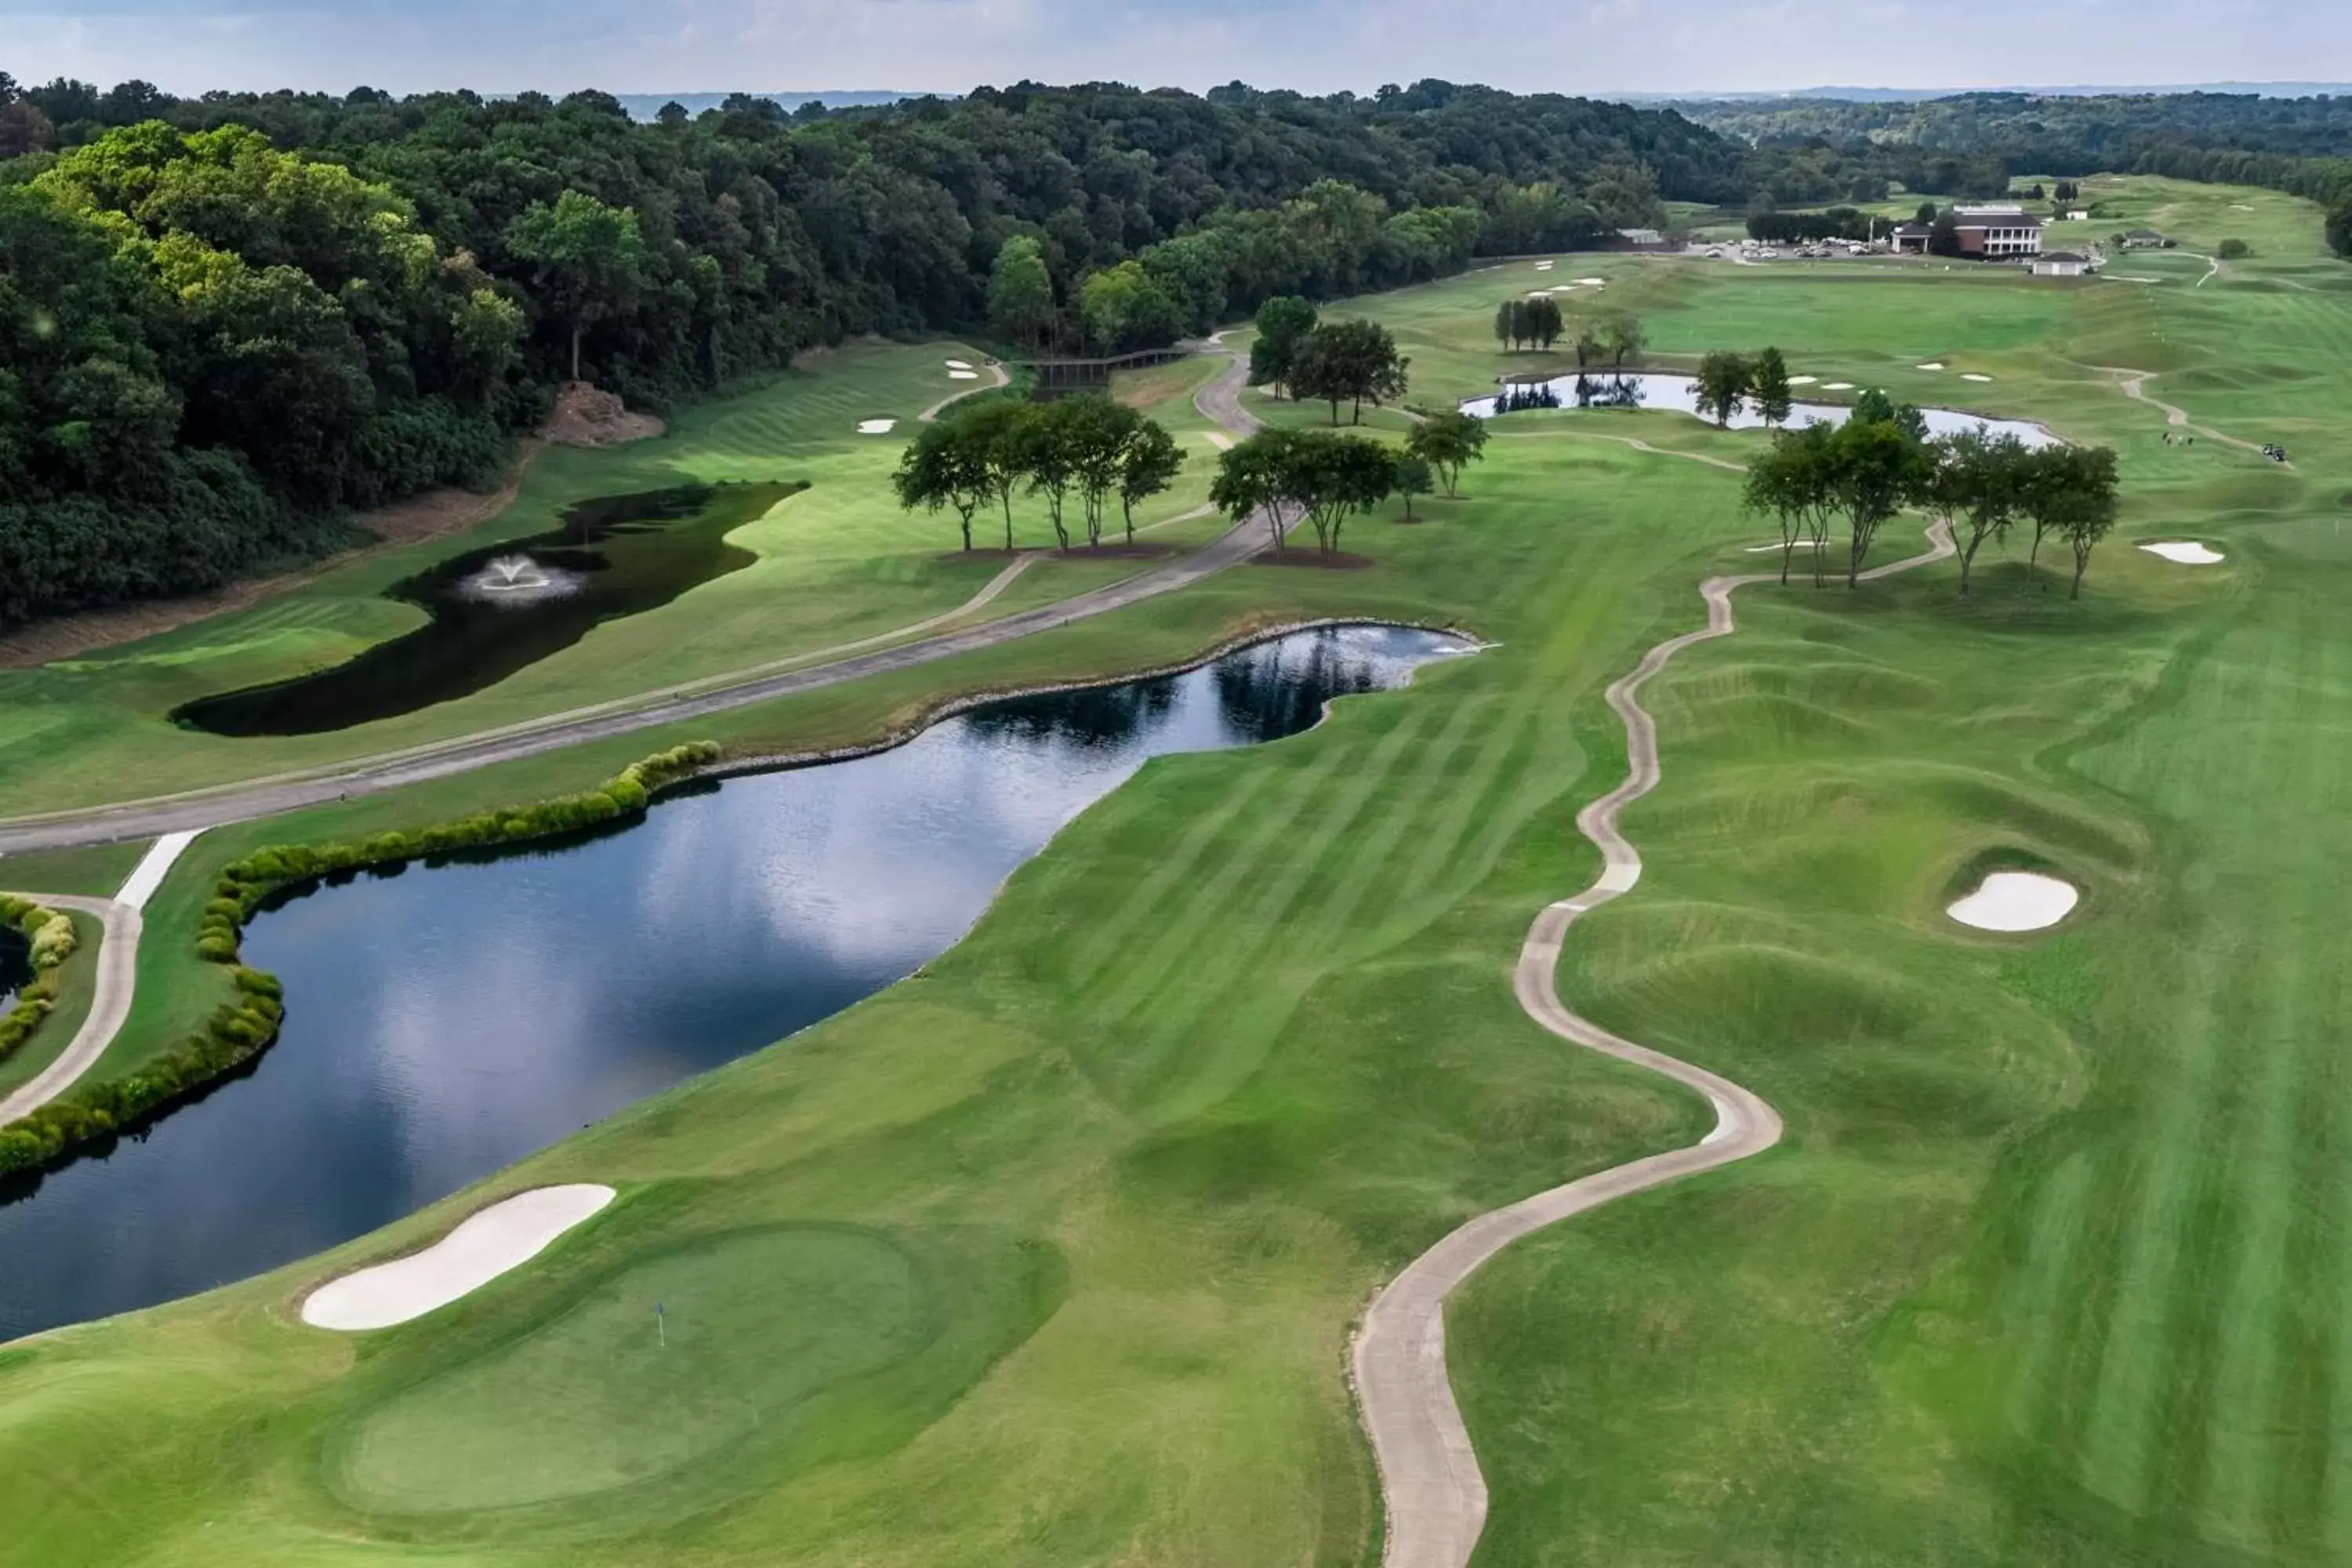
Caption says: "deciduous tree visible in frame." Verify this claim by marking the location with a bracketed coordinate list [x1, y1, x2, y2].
[893, 417, 991, 550]
[1749, 346, 1794, 428]
[1290, 318, 1409, 425]
[1116, 419, 1185, 543]
[2057, 446, 2121, 599]
[1392, 452, 1433, 521]
[1249, 296, 1318, 391]
[502, 191, 646, 383]
[1693, 350, 1751, 426]
[1596, 310, 1646, 368]
[985, 235, 1055, 348]
[1406, 408, 1490, 497]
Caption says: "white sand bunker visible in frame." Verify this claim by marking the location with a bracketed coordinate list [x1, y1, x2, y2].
[301, 1185, 615, 1331]
[2141, 540, 2226, 564]
[1824, 381, 1856, 391]
[1577, 277, 1606, 286]
[947, 369, 979, 380]
[1948, 871, 2078, 933]
[857, 419, 897, 434]
[1916, 361, 1946, 371]
[1962, 372, 1994, 383]
[1534, 260, 1555, 270]
[1787, 375, 1818, 385]
[945, 358, 974, 369]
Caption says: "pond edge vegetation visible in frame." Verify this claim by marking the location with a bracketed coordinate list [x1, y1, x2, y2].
[0, 742, 720, 1179]
[0, 895, 78, 1069]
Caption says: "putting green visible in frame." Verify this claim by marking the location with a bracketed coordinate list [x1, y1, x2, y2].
[332, 1226, 935, 1512]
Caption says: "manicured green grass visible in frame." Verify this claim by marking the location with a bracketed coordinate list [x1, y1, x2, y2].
[0, 839, 148, 898]
[4, 172, 2350, 1568]
[0, 343, 1213, 813]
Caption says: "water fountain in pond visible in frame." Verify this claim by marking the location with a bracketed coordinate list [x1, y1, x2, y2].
[460, 554, 581, 604]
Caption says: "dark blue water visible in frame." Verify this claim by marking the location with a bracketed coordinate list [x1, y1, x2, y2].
[0, 625, 1468, 1341]
[0, 929, 27, 1011]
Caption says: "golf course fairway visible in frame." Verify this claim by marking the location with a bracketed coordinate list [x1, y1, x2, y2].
[0, 173, 2347, 1566]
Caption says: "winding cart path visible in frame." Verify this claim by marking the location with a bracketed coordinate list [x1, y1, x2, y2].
[1352, 518, 1955, 1568]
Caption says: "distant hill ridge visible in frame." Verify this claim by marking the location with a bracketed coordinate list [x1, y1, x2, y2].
[612, 90, 921, 121]
[1635, 83, 2352, 103]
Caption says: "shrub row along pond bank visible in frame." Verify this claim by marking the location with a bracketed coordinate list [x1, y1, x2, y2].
[0, 742, 720, 1178]
[0, 895, 78, 1069]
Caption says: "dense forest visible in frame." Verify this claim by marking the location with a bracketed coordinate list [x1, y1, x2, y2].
[0, 72, 1762, 630]
[2, 71, 2350, 634]
[1676, 90, 2352, 226]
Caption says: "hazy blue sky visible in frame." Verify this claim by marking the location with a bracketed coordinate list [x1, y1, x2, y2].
[3, 0, 2347, 98]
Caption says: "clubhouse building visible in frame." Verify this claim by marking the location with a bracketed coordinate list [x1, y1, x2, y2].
[1891, 205, 2047, 260]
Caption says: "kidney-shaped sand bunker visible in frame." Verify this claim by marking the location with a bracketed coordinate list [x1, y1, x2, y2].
[1947, 870, 2079, 932]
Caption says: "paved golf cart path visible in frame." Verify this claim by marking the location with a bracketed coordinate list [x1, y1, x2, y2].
[917, 359, 1012, 422]
[2100, 366, 2288, 463]
[0, 832, 199, 1123]
[0, 354, 1265, 857]
[1353, 517, 1956, 1568]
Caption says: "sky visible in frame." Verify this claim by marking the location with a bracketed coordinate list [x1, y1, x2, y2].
[3, 0, 2349, 100]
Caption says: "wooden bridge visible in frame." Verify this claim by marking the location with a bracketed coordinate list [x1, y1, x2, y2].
[1012, 346, 1193, 393]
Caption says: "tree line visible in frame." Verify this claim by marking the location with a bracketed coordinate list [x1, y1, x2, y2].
[1744, 391, 2121, 597]
[894, 394, 1185, 551]
[0, 73, 1784, 630]
[1207, 410, 1490, 557]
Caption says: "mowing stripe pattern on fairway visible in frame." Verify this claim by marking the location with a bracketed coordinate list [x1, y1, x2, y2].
[1352, 521, 1958, 1568]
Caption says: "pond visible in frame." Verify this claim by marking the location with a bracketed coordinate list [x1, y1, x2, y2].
[0, 927, 27, 1011]
[0, 624, 1470, 1342]
[171, 483, 798, 738]
[1460, 372, 2057, 445]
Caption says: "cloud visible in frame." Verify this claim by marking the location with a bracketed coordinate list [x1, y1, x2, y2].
[1, 0, 2344, 97]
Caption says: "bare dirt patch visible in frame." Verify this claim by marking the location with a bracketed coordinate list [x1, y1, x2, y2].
[542, 382, 664, 447]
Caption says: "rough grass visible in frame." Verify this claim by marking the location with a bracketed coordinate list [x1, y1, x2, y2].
[1, 172, 2347, 1568]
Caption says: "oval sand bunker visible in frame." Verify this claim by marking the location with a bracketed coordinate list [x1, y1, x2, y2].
[1947, 871, 2078, 933]
[2141, 540, 2226, 564]
[302, 1185, 615, 1330]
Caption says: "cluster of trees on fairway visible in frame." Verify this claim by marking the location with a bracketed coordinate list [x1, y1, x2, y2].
[1744, 394, 2121, 597]
[894, 394, 1185, 551]
[1691, 347, 1796, 427]
[0, 741, 724, 1178]
[0, 895, 77, 1068]
[1493, 299, 1647, 365]
[1245, 301, 1412, 424]
[1209, 409, 1489, 554]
